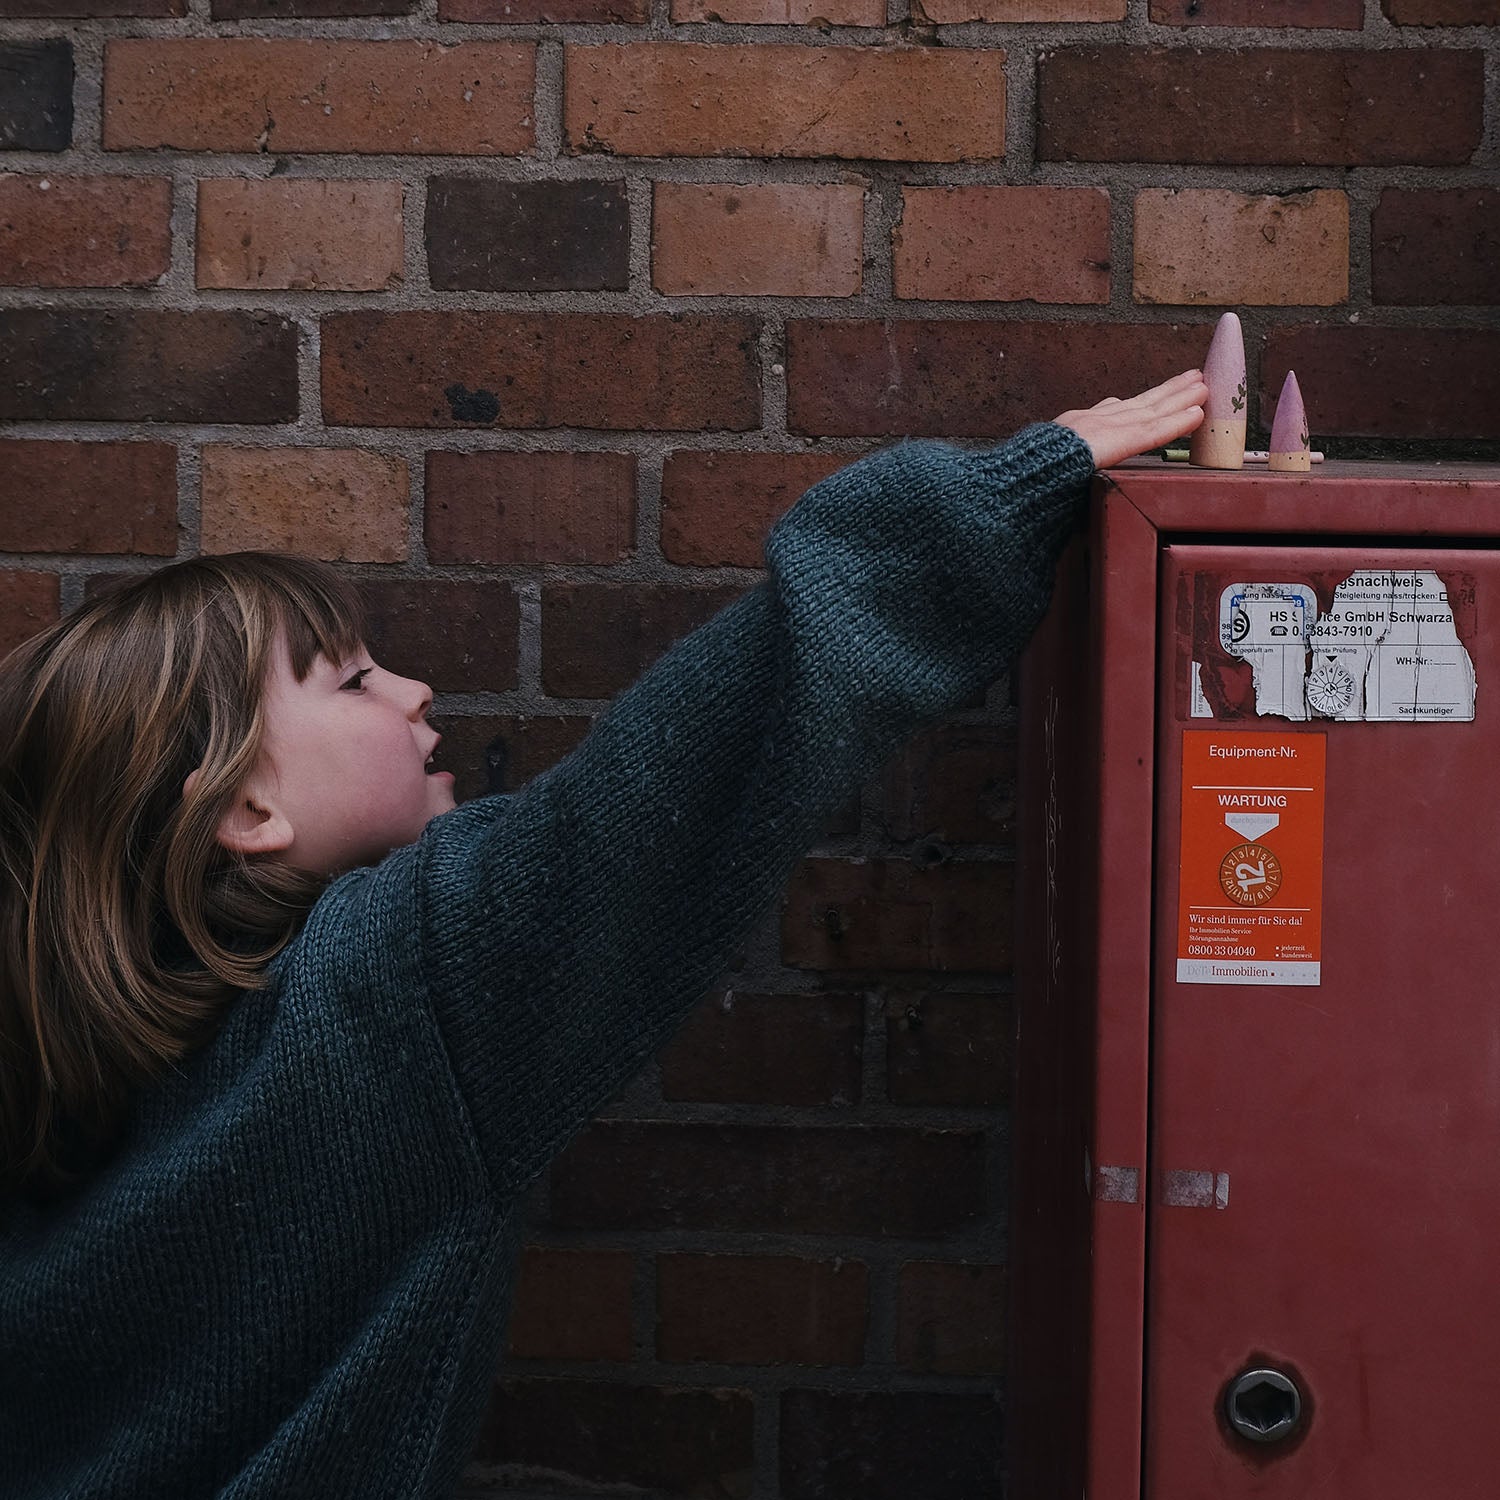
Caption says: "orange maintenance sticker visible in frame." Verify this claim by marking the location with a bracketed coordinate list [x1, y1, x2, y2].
[1177, 731, 1326, 986]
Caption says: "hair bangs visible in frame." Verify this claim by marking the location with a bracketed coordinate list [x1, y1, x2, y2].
[259, 560, 368, 686]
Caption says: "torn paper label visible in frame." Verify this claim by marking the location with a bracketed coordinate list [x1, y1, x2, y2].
[1219, 584, 1317, 720]
[1205, 572, 1477, 724]
[1306, 570, 1476, 723]
[1190, 662, 1213, 718]
[1160, 1169, 1230, 1210]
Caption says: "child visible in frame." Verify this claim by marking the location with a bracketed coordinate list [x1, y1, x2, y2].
[0, 373, 1205, 1498]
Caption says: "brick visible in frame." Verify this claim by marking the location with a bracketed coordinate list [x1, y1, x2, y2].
[200, 447, 408, 563]
[322, 312, 760, 432]
[427, 178, 628, 292]
[0, 174, 170, 288]
[425, 712, 591, 801]
[472, 713, 593, 791]
[541, 583, 746, 699]
[443, 0, 645, 19]
[566, 45, 1005, 163]
[879, 723, 1018, 845]
[424, 713, 499, 802]
[657, 1254, 868, 1366]
[653, 183, 863, 298]
[660, 451, 849, 569]
[1134, 188, 1349, 306]
[1039, 47, 1483, 165]
[673, 0, 883, 24]
[0, 41, 72, 150]
[782, 857, 1012, 972]
[0, 0, 181, 13]
[1149, 0, 1360, 22]
[214, 0, 413, 15]
[472, 1378, 753, 1493]
[102, 40, 534, 155]
[1261, 327, 1500, 440]
[82, 569, 160, 605]
[551, 1121, 986, 1235]
[196, 179, 402, 292]
[780, 1389, 1003, 1500]
[824, 793, 862, 838]
[0, 572, 61, 662]
[1372, 188, 1500, 306]
[894, 185, 1109, 303]
[0, 441, 176, 554]
[658, 991, 864, 1105]
[358, 579, 520, 694]
[507, 1247, 632, 1362]
[786, 318, 1204, 437]
[896, 1261, 1006, 1374]
[426, 450, 635, 565]
[1383, 0, 1499, 18]
[0, 310, 297, 424]
[886, 993, 1010, 1106]
[916, 0, 1121, 20]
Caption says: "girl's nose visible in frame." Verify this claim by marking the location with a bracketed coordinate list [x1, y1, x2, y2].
[386, 666, 433, 719]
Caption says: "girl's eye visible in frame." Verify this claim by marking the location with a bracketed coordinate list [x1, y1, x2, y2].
[341, 668, 373, 691]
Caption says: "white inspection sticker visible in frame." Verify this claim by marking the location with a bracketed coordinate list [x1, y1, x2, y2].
[1217, 572, 1476, 723]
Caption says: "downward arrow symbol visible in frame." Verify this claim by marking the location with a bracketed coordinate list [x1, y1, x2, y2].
[1225, 812, 1280, 841]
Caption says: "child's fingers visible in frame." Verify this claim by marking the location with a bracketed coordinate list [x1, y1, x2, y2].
[1140, 400, 1207, 452]
[1151, 402, 1205, 445]
[1063, 369, 1205, 426]
[1123, 377, 1210, 426]
[1114, 370, 1207, 418]
[1052, 369, 1210, 466]
[1054, 394, 1206, 468]
[1137, 368, 1207, 402]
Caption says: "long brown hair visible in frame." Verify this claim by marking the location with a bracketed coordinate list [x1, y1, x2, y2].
[0, 552, 367, 1200]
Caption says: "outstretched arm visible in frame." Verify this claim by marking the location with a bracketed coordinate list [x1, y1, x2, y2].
[328, 374, 1206, 1199]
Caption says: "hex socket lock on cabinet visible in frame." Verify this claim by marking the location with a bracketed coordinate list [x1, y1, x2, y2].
[1224, 1367, 1303, 1444]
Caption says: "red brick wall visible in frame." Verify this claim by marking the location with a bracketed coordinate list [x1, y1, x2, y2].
[1, 3, 1497, 1495]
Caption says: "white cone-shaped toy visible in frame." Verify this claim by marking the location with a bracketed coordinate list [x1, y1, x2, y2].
[1188, 312, 1247, 470]
[1267, 369, 1311, 473]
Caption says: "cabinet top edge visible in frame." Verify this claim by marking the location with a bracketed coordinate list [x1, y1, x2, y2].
[1100, 459, 1500, 536]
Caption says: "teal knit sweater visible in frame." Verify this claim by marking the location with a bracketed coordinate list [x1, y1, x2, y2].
[0, 422, 1094, 1498]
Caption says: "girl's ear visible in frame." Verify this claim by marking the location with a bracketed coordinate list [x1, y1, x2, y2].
[183, 768, 295, 856]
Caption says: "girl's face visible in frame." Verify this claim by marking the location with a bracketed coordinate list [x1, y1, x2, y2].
[193, 629, 458, 877]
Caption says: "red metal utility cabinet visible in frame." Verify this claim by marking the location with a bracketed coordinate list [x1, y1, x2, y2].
[1011, 461, 1500, 1500]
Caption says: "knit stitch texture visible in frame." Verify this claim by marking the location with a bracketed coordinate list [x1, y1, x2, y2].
[0, 421, 1094, 1498]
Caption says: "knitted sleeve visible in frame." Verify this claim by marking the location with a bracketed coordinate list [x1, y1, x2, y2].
[393, 422, 1094, 1196]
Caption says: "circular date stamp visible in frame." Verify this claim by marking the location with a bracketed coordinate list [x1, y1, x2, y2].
[1219, 842, 1283, 906]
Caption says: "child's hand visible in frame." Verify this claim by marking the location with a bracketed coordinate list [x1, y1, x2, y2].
[1054, 370, 1210, 469]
